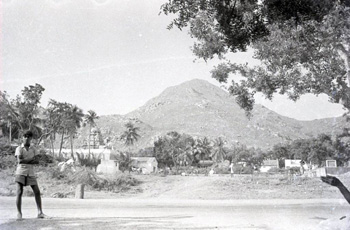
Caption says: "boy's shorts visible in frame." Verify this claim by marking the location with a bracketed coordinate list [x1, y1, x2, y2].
[15, 175, 38, 186]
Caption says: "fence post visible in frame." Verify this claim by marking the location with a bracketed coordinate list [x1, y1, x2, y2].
[75, 184, 85, 199]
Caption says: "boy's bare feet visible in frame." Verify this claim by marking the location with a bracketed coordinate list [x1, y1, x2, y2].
[16, 213, 23, 221]
[37, 213, 51, 219]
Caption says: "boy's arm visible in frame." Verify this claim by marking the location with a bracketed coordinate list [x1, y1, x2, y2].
[17, 155, 33, 164]
[32, 147, 40, 164]
[16, 147, 38, 164]
[17, 155, 37, 164]
[321, 175, 350, 205]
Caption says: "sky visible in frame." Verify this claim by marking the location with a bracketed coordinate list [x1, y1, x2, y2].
[0, 0, 346, 121]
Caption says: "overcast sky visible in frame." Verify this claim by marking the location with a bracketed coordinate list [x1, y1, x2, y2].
[1, 0, 346, 120]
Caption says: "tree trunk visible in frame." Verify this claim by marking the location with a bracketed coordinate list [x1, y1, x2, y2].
[341, 50, 350, 86]
[75, 184, 85, 199]
[8, 122, 11, 144]
[59, 129, 64, 155]
[338, 47, 350, 111]
[50, 134, 55, 157]
[70, 134, 75, 161]
[88, 125, 91, 154]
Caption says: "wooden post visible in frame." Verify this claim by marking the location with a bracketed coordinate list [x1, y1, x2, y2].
[75, 184, 85, 199]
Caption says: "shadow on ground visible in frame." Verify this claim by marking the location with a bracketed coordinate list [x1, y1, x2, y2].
[0, 215, 271, 230]
[0, 215, 198, 230]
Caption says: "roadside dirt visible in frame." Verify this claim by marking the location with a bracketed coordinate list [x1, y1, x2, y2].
[85, 173, 349, 200]
[2, 167, 350, 201]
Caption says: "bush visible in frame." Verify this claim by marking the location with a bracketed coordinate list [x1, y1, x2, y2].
[48, 164, 69, 180]
[0, 155, 16, 169]
[267, 167, 287, 174]
[100, 173, 142, 192]
[68, 167, 102, 187]
[196, 167, 210, 175]
[288, 167, 301, 175]
[53, 152, 70, 163]
[172, 166, 196, 175]
[214, 167, 230, 175]
[76, 152, 101, 170]
[231, 165, 253, 174]
[68, 168, 141, 193]
[0, 138, 17, 156]
[34, 153, 55, 166]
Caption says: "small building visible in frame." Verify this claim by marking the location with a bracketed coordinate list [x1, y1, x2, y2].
[260, 159, 279, 173]
[326, 160, 337, 168]
[131, 157, 158, 174]
[49, 148, 111, 160]
[237, 161, 247, 167]
[198, 160, 214, 168]
[285, 159, 301, 169]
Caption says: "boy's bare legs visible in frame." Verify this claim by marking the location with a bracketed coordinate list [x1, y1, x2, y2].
[31, 185, 48, 218]
[16, 183, 23, 220]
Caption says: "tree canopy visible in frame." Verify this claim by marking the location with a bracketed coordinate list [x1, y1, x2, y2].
[0, 84, 45, 138]
[161, 0, 350, 116]
[121, 122, 141, 147]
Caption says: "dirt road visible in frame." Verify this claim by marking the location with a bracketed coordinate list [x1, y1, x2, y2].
[0, 197, 349, 230]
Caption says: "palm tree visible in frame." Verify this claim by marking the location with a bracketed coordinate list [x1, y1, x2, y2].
[121, 122, 140, 150]
[189, 137, 212, 162]
[198, 137, 212, 160]
[46, 100, 71, 156]
[66, 105, 84, 159]
[44, 100, 62, 154]
[84, 110, 99, 154]
[211, 137, 227, 163]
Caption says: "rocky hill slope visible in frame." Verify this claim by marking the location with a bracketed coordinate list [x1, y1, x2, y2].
[76, 79, 346, 151]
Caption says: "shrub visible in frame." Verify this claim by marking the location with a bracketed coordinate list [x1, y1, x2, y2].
[51, 192, 69, 198]
[240, 166, 254, 174]
[196, 167, 210, 175]
[68, 168, 141, 193]
[49, 164, 69, 180]
[53, 152, 70, 163]
[214, 167, 230, 175]
[230, 165, 253, 174]
[0, 155, 16, 169]
[173, 166, 194, 175]
[0, 138, 17, 156]
[116, 152, 134, 173]
[76, 152, 101, 170]
[100, 173, 142, 192]
[267, 167, 287, 174]
[288, 167, 301, 175]
[34, 153, 55, 167]
[68, 167, 102, 187]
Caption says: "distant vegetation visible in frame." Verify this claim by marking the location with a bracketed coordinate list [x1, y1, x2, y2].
[0, 84, 349, 173]
[137, 129, 350, 170]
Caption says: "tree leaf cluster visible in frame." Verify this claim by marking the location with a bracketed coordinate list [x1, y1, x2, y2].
[267, 131, 350, 167]
[0, 84, 99, 159]
[0, 84, 45, 139]
[161, 0, 350, 117]
[153, 131, 236, 168]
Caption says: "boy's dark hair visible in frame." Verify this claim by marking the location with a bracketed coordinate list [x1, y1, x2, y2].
[23, 130, 34, 138]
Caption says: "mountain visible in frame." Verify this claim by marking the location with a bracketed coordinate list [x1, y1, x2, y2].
[81, 79, 346, 151]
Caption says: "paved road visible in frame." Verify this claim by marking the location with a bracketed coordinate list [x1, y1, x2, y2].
[0, 197, 349, 230]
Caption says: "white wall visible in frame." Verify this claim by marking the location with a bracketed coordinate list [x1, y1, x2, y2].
[47, 148, 111, 160]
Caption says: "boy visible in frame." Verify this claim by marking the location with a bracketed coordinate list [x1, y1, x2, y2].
[15, 130, 49, 220]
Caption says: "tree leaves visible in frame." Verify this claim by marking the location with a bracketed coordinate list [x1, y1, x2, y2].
[161, 0, 350, 116]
